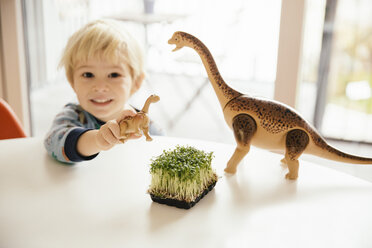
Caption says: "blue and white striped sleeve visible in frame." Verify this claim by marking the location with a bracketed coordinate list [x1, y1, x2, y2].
[44, 104, 98, 164]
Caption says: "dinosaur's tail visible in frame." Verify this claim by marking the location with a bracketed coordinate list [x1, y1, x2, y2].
[307, 135, 372, 164]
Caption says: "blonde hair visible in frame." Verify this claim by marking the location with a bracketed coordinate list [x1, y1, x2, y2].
[59, 19, 145, 84]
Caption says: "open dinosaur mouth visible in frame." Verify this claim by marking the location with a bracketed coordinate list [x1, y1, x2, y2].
[171, 46, 181, 52]
[168, 39, 181, 52]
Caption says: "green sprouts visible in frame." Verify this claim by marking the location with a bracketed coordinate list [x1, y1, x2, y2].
[148, 146, 218, 202]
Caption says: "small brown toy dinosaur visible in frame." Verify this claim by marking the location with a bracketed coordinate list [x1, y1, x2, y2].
[168, 31, 372, 180]
[119, 94, 160, 142]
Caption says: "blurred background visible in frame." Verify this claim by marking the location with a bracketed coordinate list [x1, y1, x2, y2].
[1, 0, 372, 157]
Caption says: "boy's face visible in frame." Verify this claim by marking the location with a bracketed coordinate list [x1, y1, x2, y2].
[72, 58, 140, 122]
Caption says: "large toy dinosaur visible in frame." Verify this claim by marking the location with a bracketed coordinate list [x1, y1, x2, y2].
[119, 94, 160, 142]
[168, 31, 372, 180]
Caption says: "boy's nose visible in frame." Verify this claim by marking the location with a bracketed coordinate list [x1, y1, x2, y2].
[92, 82, 109, 92]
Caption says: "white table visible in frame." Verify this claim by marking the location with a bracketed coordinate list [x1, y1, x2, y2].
[1, 136, 372, 248]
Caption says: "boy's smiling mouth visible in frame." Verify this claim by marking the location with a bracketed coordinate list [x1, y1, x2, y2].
[90, 98, 113, 106]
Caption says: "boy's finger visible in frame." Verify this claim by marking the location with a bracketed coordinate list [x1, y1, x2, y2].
[116, 109, 137, 122]
[102, 129, 118, 144]
[100, 123, 120, 144]
[106, 120, 121, 139]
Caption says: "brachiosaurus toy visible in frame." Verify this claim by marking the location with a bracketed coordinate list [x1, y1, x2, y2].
[119, 94, 160, 142]
[168, 31, 372, 180]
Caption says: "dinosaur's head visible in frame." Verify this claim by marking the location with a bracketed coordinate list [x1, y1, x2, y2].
[168, 31, 188, 52]
[150, 94, 160, 102]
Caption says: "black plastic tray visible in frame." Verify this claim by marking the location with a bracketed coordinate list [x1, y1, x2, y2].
[150, 181, 217, 209]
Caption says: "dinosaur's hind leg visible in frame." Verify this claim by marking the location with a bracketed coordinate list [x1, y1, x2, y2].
[283, 129, 309, 180]
[225, 114, 257, 174]
[142, 126, 152, 141]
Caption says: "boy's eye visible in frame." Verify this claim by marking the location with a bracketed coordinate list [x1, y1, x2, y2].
[82, 72, 94, 78]
[108, 72, 121, 78]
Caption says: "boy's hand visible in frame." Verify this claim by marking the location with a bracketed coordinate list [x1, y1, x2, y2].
[95, 120, 122, 150]
[96, 110, 142, 150]
[116, 109, 137, 123]
[116, 109, 143, 142]
[77, 110, 143, 157]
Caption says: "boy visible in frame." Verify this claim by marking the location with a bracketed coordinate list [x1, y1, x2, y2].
[44, 19, 162, 163]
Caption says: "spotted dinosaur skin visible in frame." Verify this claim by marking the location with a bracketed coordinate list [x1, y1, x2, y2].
[168, 31, 372, 180]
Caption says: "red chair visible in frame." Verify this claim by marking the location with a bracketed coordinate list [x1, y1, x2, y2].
[0, 98, 27, 139]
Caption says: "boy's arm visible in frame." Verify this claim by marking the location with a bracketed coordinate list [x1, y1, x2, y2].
[76, 120, 122, 157]
[45, 106, 141, 163]
[44, 104, 98, 163]
[77, 110, 142, 157]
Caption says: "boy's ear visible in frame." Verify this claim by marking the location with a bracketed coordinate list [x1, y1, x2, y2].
[131, 73, 145, 95]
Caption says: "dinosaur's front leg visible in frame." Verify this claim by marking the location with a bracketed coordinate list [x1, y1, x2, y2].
[225, 114, 257, 174]
[119, 121, 129, 143]
[225, 146, 250, 173]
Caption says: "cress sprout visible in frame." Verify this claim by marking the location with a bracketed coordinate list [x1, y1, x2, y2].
[148, 145, 218, 203]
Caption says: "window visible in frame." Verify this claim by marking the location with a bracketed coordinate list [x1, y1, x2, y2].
[298, 0, 372, 143]
[25, 0, 281, 143]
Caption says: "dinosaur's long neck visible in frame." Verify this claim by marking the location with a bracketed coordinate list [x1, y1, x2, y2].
[141, 98, 152, 113]
[187, 39, 241, 109]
